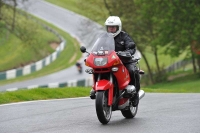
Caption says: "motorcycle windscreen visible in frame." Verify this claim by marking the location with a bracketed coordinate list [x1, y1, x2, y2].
[91, 33, 115, 54]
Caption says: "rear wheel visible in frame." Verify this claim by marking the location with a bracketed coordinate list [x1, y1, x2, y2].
[121, 100, 138, 118]
[95, 91, 112, 124]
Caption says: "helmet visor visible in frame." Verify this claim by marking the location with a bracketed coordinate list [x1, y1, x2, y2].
[106, 26, 119, 33]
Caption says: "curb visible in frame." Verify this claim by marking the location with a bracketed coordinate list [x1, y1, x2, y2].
[4, 78, 93, 92]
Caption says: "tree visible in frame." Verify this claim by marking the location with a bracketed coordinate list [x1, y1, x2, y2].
[132, 0, 169, 83]
[159, 0, 200, 73]
[0, 0, 2, 20]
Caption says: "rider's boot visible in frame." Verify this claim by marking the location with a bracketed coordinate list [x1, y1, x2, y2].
[90, 89, 96, 99]
[132, 93, 139, 107]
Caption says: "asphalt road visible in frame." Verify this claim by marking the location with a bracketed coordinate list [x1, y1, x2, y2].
[0, 93, 199, 133]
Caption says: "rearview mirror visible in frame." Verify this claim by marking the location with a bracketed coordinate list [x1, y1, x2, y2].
[80, 46, 86, 53]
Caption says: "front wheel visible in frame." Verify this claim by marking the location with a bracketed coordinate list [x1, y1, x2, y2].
[121, 100, 138, 118]
[95, 91, 112, 124]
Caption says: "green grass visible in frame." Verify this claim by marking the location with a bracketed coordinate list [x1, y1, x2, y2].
[143, 73, 200, 93]
[0, 87, 91, 105]
[0, 5, 61, 71]
[0, 21, 59, 71]
[45, 0, 108, 25]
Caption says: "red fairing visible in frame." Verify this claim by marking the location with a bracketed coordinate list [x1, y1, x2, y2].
[112, 64, 130, 89]
[86, 51, 130, 88]
[86, 50, 130, 105]
[95, 79, 113, 106]
[86, 50, 116, 70]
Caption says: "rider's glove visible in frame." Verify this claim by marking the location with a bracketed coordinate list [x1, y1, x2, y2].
[117, 51, 131, 57]
[126, 49, 131, 53]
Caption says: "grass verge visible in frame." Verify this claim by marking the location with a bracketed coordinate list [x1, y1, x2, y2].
[143, 73, 200, 93]
[0, 87, 91, 105]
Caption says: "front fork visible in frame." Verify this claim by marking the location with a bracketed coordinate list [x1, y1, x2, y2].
[95, 73, 114, 106]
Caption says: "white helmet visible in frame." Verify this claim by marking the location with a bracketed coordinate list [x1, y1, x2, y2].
[105, 16, 122, 37]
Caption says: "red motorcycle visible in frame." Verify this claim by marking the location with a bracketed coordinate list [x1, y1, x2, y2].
[80, 33, 145, 124]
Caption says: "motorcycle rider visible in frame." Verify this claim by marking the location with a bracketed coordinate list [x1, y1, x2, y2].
[75, 60, 82, 73]
[90, 16, 140, 107]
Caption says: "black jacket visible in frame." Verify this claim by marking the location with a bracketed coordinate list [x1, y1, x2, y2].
[114, 31, 136, 63]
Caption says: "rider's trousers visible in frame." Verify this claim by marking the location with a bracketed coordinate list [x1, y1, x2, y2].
[124, 62, 140, 93]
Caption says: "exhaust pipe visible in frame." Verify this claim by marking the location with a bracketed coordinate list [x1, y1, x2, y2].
[139, 90, 145, 100]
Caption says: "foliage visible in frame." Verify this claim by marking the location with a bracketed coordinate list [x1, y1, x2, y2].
[159, 0, 200, 55]
[157, 0, 200, 72]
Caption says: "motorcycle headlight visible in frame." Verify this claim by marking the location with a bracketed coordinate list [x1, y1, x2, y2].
[94, 57, 108, 66]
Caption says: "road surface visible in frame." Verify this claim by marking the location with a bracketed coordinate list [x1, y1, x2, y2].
[0, 93, 199, 133]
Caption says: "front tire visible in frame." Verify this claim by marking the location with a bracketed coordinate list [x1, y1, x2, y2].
[121, 100, 138, 118]
[95, 91, 112, 124]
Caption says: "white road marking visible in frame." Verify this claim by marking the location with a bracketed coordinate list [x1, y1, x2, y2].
[0, 97, 88, 107]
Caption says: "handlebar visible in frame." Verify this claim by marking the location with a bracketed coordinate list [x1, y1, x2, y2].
[116, 51, 132, 57]
[116, 51, 141, 63]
